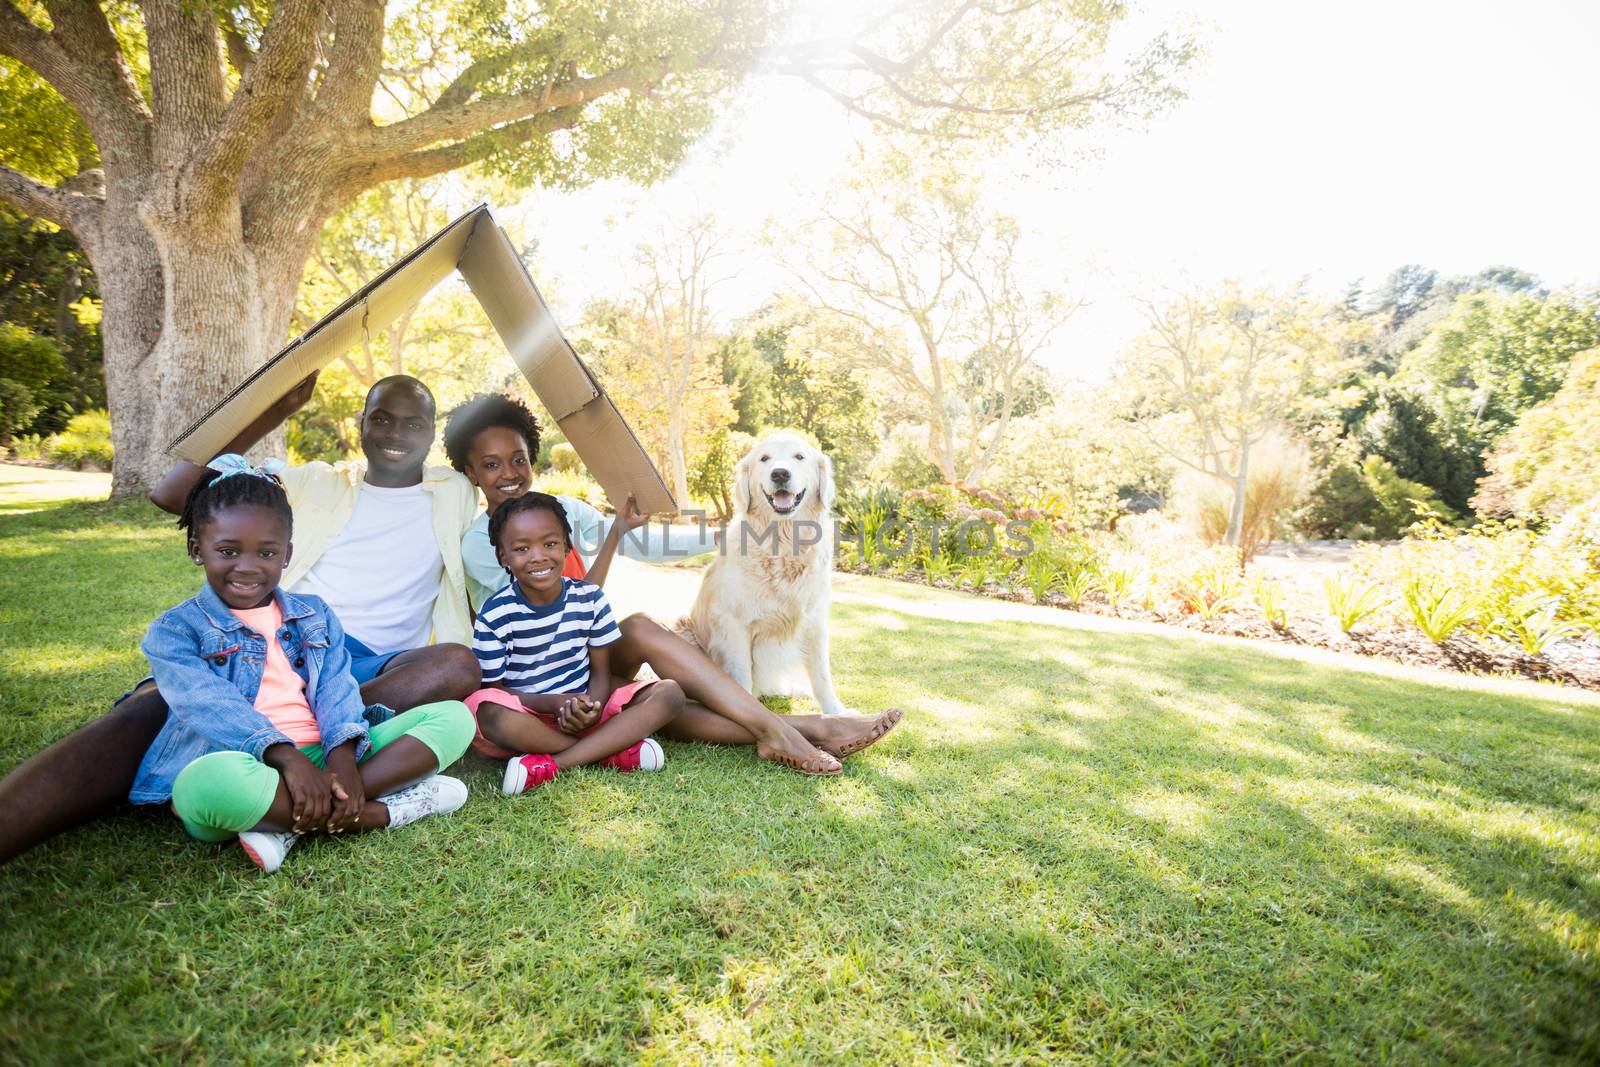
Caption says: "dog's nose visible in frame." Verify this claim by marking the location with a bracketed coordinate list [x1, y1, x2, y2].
[770, 467, 791, 486]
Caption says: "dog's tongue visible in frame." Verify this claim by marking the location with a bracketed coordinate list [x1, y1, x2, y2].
[772, 490, 796, 509]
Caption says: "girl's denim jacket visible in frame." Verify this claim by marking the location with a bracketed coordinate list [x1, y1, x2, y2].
[130, 583, 391, 804]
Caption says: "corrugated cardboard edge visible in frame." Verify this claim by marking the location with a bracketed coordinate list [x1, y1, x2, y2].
[165, 203, 676, 515]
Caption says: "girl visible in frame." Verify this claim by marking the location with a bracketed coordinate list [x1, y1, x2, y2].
[469, 492, 685, 793]
[129, 455, 477, 873]
[444, 394, 902, 777]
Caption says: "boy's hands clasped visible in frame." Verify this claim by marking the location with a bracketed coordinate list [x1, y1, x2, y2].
[556, 695, 602, 735]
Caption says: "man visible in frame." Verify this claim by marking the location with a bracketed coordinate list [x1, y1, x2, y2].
[0, 373, 480, 864]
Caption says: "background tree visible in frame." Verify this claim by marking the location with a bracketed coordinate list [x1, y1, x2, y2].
[986, 390, 1170, 528]
[1356, 384, 1478, 513]
[1473, 347, 1600, 519]
[788, 150, 1073, 485]
[1120, 282, 1357, 548]
[720, 301, 879, 486]
[293, 178, 502, 388]
[0, 0, 1193, 494]
[1396, 289, 1600, 461]
[585, 217, 735, 507]
[0, 208, 100, 431]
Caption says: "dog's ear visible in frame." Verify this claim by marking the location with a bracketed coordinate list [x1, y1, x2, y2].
[733, 447, 757, 517]
[817, 449, 836, 511]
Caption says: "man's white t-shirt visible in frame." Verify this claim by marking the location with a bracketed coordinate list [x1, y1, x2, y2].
[289, 482, 443, 655]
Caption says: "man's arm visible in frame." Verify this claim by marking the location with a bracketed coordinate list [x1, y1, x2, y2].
[148, 372, 320, 514]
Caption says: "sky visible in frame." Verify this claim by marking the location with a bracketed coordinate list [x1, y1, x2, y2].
[508, 0, 1600, 384]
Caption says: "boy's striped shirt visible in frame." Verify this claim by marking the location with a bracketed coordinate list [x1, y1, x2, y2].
[472, 577, 620, 694]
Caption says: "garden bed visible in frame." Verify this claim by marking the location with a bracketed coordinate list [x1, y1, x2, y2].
[846, 563, 1600, 691]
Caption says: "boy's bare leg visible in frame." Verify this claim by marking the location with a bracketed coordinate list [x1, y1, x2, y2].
[0, 683, 168, 865]
[479, 682, 685, 770]
[610, 615, 844, 773]
[548, 681, 684, 769]
[477, 703, 579, 757]
[361, 644, 481, 710]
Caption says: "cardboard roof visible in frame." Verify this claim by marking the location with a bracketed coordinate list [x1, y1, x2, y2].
[166, 203, 676, 515]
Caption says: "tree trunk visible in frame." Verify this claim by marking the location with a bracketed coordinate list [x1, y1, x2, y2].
[89, 183, 321, 494]
[665, 409, 690, 508]
[1226, 442, 1250, 549]
[93, 210, 166, 498]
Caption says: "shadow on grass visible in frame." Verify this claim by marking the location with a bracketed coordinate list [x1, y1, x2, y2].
[1, 503, 1598, 1062]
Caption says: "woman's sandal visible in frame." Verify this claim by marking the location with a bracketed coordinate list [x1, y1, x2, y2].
[756, 743, 843, 776]
[822, 708, 905, 759]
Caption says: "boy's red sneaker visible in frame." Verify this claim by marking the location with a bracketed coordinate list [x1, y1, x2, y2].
[502, 753, 559, 795]
[600, 738, 665, 773]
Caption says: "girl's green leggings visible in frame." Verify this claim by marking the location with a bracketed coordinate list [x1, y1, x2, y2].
[170, 700, 475, 841]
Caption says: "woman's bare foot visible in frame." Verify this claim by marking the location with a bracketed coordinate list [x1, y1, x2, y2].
[809, 709, 904, 759]
[755, 727, 843, 776]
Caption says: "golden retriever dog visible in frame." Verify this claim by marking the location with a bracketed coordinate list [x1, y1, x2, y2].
[687, 432, 851, 715]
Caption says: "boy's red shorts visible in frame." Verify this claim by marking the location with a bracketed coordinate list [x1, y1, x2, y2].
[462, 681, 657, 760]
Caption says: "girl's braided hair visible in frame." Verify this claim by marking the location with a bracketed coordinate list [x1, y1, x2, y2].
[488, 491, 570, 552]
[178, 463, 293, 540]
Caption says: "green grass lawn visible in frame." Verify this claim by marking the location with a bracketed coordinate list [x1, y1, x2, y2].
[2, 477, 1598, 1064]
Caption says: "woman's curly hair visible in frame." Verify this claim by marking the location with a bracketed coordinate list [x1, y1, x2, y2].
[442, 392, 541, 472]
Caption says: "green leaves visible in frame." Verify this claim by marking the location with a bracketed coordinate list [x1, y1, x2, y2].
[1401, 574, 1484, 645]
[1324, 572, 1386, 634]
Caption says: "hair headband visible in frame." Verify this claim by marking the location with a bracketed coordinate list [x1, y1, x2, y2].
[206, 453, 286, 482]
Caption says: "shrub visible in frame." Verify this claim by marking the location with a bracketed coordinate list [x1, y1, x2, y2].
[1056, 563, 1101, 607]
[1325, 572, 1386, 633]
[1172, 546, 1245, 619]
[1298, 450, 1457, 540]
[685, 428, 755, 521]
[531, 469, 605, 511]
[838, 487, 908, 571]
[0, 323, 68, 436]
[920, 545, 958, 585]
[0, 379, 41, 446]
[1401, 575, 1483, 644]
[10, 432, 45, 461]
[550, 441, 581, 473]
[45, 409, 113, 470]
[1173, 433, 1309, 561]
[1497, 595, 1579, 657]
[1474, 348, 1600, 519]
[956, 551, 997, 591]
[1021, 555, 1061, 602]
[1251, 576, 1288, 629]
[1100, 565, 1136, 613]
[866, 423, 943, 492]
[1379, 513, 1600, 641]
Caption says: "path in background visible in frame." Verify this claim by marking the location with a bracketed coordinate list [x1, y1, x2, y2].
[0, 463, 111, 514]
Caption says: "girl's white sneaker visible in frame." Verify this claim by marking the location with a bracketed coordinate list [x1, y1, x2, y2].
[379, 774, 469, 829]
[239, 830, 298, 873]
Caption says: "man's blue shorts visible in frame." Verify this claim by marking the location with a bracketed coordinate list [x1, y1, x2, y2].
[344, 634, 407, 686]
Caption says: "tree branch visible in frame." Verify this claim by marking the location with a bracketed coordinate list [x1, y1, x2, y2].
[356, 105, 584, 186]
[313, 0, 388, 121]
[0, 164, 103, 234]
[140, 0, 228, 166]
[192, 0, 330, 191]
[2, 0, 150, 154]
[356, 58, 678, 163]
[221, 16, 255, 78]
